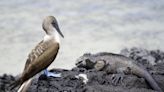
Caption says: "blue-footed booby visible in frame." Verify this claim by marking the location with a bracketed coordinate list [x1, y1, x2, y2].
[9, 16, 64, 91]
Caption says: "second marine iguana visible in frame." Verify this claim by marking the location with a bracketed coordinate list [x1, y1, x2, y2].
[76, 52, 163, 92]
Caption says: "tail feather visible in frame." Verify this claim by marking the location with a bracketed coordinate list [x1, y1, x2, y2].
[18, 78, 32, 92]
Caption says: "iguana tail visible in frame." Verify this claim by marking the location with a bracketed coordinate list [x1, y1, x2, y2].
[132, 65, 163, 92]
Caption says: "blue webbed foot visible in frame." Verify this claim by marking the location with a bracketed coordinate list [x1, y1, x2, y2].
[44, 69, 61, 78]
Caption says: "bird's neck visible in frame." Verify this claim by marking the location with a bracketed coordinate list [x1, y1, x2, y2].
[44, 29, 60, 43]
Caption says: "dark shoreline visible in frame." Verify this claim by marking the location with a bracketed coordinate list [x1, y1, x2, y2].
[1, 47, 164, 92]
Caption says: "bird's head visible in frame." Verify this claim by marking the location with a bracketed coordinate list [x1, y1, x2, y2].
[42, 16, 64, 38]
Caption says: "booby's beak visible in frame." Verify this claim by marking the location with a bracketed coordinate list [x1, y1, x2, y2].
[52, 23, 64, 38]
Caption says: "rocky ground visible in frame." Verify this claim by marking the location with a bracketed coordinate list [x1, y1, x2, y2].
[0, 47, 164, 92]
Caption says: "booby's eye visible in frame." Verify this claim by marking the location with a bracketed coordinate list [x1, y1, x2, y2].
[51, 21, 56, 25]
[51, 21, 58, 29]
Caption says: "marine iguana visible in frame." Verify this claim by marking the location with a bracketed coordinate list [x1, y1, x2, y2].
[76, 52, 163, 92]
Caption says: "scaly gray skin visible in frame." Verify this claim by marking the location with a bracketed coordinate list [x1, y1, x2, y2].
[76, 52, 163, 92]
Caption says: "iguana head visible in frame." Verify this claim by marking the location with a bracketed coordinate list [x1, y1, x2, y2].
[76, 53, 106, 70]
[76, 53, 96, 69]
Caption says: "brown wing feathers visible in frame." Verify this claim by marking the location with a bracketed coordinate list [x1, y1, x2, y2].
[9, 41, 59, 90]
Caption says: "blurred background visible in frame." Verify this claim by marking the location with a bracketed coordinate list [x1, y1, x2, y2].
[0, 0, 164, 75]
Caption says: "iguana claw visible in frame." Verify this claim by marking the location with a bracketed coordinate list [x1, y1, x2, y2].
[111, 74, 124, 85]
